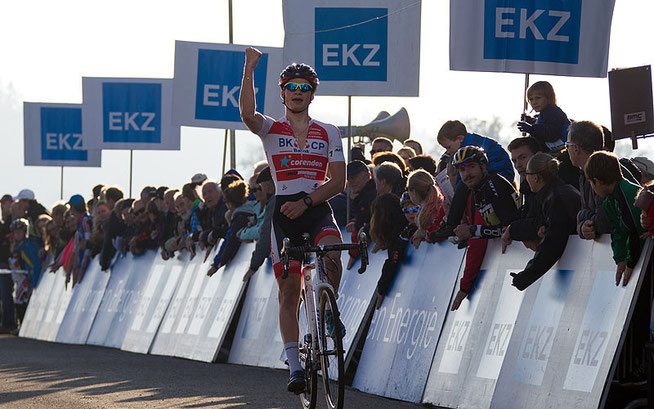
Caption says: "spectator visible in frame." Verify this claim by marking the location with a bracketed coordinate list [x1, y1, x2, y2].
[517, 81, 570, 152]
[369, 193, 409, 309]
[351, 143, 370, 164]
[633, 157, 654, 185]
[568, 121, 638, 240]
[431, 120, 514, 242]
[370, 136, 393, 159]
[373, 162, 404, 197]
[68, 195, 91, 286]
[406, 170, 444, 248]
[140, 186, 157, 205]
[15, 189, 48, 237]
[0, 203, 16, 333]
[408, 154, 437, 177]
[345, 160, 376, 269]
[99, 198, 130, 271]
[89, 200, 110, 258]
[208, 180, 255, 275]
[585, 151, 645, 286]
[397, 146, 416, 168]
[104, 187, 124, 211]
[372, 151, 407, 174]
[403, 139, 423, 155]
[197, 182, 229, 251]
[191, 173, 208, 187]
[446, 146, 519, 242]
[244, 167, 276, 282]
[505, 154, 582, 290]
[237, 178, 269, 242]
[399, 192, 419, 241]
[88, 184, 105, 209]
[507, 137, 543, 239]
[8, 218, 42, 322]
[129, 199, 157, 257]
[602, 127, 643, 183]
[635, 183, 654, 237]
[181, 183, 204, 256]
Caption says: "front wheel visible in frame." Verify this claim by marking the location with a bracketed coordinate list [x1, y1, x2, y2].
[318, 288, 345, 409]
[298, 290, 318, 409]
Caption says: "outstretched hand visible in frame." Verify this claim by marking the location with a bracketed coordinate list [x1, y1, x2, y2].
[451, 290, 468, 311]
[245, 47, 262, 70]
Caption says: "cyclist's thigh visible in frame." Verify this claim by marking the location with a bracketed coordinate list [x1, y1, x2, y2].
[310, 212, 343, 281]
[271, 213, 303, 279]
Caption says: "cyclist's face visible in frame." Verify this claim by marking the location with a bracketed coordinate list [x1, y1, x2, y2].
[282, 79, 314, 111]
[458, 161, 485, 188]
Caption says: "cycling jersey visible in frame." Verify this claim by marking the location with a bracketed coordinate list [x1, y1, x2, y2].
[256, 115, 345, 195]
[469, 173, 520, 238]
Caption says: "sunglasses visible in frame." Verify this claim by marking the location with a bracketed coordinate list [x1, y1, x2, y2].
[402, 206, 421, 214]
[284, 82, 313, 92]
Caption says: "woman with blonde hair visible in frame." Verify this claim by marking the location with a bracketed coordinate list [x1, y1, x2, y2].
[406, 169, 444, 248]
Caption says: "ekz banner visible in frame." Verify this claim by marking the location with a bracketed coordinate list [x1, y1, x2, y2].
[82, 77, 180, 150]
[283, 0, 421, 96]
[450, 0, 616, 78]
[172, 41, 284, 130]
[23, 102, 101, 167]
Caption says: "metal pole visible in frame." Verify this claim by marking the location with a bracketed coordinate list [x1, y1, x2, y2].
[60, 166, 64, 200]
[346, 96, 352, 223]
[228, 0, 236, 170]
[523, 73, 530, 114]
[129, 150, 134, 198]
[222, 129, 229, 177]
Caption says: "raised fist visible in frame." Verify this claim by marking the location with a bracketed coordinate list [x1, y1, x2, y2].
[245, 47, 262, 69]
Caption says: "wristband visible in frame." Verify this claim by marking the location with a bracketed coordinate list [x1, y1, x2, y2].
[303, 196, 313, 208]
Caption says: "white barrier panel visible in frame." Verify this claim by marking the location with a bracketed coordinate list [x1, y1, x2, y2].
[352, 242, 465, 402]
[188, 243, 250, 362]
[489, 237, 653, 409]
[56, 260, 111, 344]
[423, 241, 534, 408]
[86, 252, 156, 347]
[18, 265, 57, 339]
[227, 261, 286, 369]
[37, 269, 74, 342]
[121, 256, 184, 354]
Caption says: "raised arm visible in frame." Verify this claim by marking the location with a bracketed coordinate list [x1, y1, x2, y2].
[239, 47, 266, 134]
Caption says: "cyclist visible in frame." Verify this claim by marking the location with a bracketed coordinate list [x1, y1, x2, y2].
[239, 47, 346, 394]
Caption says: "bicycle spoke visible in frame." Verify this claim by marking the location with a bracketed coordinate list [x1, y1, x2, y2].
[319, 288, 345, 409]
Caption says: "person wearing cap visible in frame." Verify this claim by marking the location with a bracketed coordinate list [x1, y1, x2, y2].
[15, 189, 48, 238]
[0, 201, 17, 333]
[8, 218, 42, 323]
[345, 161, 376, 269]
[191, 173, 208, 186]
[140, 186, 157, 205]
[242, 167, 276, 282]
[632, 157, 654, 185]
[66, 195, 91, 286]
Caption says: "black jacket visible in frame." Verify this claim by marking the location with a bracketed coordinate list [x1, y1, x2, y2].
[198, 199, 229, 246]
[512, 179, 581, 290]
[351, 178, 377, 231]
[376, 217, 409, 296]
[100, 211, 125, 270]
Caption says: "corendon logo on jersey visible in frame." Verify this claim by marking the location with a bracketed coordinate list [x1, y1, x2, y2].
[272, 153, 328, 182]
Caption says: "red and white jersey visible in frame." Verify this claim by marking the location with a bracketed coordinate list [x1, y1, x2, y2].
[256, 115, 345, 195]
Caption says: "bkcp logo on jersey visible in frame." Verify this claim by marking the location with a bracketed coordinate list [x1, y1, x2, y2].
[315, 7, 388, 81]
[102, 82, 162, 143]
[195, 49, 268, 122]
[272, 153, 328, 181]
[483, 0, 582, 64]
[40, 107, 87, 161]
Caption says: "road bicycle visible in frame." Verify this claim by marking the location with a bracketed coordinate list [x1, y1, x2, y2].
[281, 231, 369, 409]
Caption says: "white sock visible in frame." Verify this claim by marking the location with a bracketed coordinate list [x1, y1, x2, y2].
[284, 342, 302, 373]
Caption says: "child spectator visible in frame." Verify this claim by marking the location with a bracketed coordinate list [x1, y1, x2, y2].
[207, 180, 255, 275]
[369, 193, 408, 309]
[431, 120, 514, 242]
[585, 151, 646, 286]
[517, 81, 571, 152]
[406, 170, 444, 248]
[505, 154, 581, 290]
[399, 192, 419, 242]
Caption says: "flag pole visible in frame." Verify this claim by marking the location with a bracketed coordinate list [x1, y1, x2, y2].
[60, 166, 64, 200]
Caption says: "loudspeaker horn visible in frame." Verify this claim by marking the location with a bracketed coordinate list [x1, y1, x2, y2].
[338, 108, 410, 143]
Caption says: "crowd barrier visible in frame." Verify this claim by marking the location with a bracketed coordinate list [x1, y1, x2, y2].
[17, 233, 652, 409]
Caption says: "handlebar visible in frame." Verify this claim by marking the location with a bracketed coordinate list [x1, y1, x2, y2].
[280, 231, 369, 279]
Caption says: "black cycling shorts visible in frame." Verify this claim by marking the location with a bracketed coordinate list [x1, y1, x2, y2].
[270, 192, 341, 278]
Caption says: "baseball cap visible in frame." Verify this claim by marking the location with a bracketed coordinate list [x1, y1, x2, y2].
[256, 167, 272, 184]
[68, 194, 85, 206]
[15, 189, 35, 201]
[191, 173, 208, 185]
[140, 186, 157, 199]
[347, 160, 370, 178]
[9, 218, 28, 232]
[633, 157, 654, 179]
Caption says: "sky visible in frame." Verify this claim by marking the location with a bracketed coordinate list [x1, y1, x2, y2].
[1, 0, 653, 208]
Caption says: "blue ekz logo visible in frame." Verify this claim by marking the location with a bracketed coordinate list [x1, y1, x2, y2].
[483, 0, 582, 64]
[195, 49, 268, 122]
[102, 82, 162, 143]
[41, 107, 87, 161]
[315, 8, 388, 81]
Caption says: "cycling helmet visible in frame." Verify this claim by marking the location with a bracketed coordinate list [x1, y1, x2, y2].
[279, 63, 319, 92]
[9, 218, 28, 232]
[451, 146, 488, 167]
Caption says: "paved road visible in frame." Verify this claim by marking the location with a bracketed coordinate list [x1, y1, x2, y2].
[0, 335, 425, 409]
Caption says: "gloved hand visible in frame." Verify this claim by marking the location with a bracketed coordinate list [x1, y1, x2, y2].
[510, 271, 531, 291]
[517, 121, 533, 133]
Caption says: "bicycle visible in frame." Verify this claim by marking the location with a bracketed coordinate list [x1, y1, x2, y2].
[281, 231, 369, 409]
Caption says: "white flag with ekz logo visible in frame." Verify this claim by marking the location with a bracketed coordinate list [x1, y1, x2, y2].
[450, 0, 616, 78]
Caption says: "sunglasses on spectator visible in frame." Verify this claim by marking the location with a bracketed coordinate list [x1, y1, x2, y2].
[402, 206, 421, 214]
[284, 82, 313, 92]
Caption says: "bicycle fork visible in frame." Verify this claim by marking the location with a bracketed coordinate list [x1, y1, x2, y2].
[302, 265, 320, 369]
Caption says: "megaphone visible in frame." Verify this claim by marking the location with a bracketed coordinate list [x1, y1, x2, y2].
[338, 108, 410, 144]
